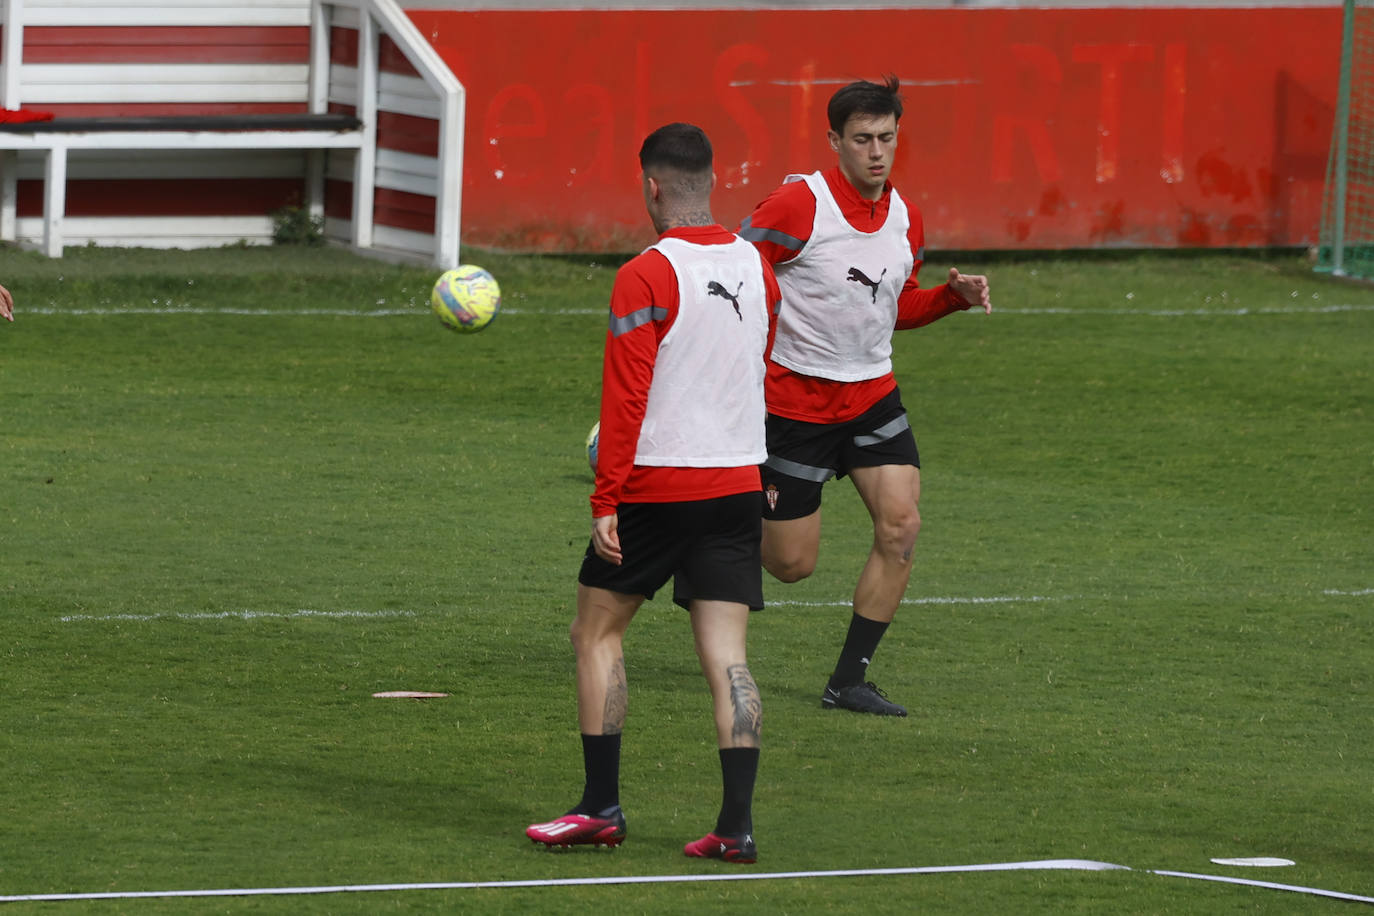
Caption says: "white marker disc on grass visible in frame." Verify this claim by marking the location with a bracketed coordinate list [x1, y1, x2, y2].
[372, 691, 449, 699]
[1209, 857, 1296, 867]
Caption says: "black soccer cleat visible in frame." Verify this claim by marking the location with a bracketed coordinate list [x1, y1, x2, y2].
[821, 681, 908, 717]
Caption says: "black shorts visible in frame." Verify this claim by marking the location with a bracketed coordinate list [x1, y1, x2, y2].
[760, 387, 920, 521]
[578, 491, 764, 611]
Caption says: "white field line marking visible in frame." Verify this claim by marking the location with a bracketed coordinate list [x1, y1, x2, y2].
[0, 860, 1128, 902]
[54, 589, 1357, 622]
[780, 586, 1359, 608]
[994, 304, 1374, 317]
[1150, 870, 1374, 905]
[23, 306, 599, 317]
[4, 860, 1372, 905]
[21, 304, 1374, 319]
[58, 609, 414, 623]
[770, 595, 1064, 608]
[25, 307, 421, 317]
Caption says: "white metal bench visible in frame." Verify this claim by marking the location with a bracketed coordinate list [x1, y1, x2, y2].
[0, 113, 365, 257]
[0, 0, 462, 265]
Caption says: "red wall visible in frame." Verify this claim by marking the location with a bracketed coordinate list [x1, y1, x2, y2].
[408, 6, 1340, 252]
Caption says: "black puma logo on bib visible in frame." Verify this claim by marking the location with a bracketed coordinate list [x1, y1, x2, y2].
[707, 280, 744, 321]
[846, 266, 887, 303]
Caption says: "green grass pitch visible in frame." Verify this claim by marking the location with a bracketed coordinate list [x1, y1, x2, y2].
[0, 244, 1370, 913]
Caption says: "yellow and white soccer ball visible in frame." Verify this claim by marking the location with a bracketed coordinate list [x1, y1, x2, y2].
[586, 421, 599, 472]
[431, 265, 501, 333]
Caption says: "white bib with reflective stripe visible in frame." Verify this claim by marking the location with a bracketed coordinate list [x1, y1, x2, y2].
[770, 171, 913, 382]
[636, 236, 769, 467]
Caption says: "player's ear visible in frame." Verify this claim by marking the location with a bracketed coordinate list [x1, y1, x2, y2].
[709, 171, 717, 192]
[826, 129, 840, 152]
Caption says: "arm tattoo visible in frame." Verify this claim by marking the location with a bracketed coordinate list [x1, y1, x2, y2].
[727, 663, 762, 744]
[601, 655, 627, 736]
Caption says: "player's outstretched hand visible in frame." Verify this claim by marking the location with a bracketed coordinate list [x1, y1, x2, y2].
[948, 268, 991, 314]
[0, 283, 13, 321]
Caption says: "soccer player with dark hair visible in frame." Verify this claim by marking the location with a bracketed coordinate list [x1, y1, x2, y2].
[739, 76, 992, 717]
[526, 122, 780, 863]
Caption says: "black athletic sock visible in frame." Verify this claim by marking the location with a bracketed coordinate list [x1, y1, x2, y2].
[573, 733, 621, 816]
[829, 612, 890, 688]
[714, 746, 760, 837]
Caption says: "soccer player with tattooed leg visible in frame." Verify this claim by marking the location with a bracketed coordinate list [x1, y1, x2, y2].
[525, 122, 779, 864]
[739, 76, 992, 717]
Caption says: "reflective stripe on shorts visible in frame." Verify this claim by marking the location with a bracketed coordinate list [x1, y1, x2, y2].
[762, 454, 834, 483]
[853, 413, 911, 448]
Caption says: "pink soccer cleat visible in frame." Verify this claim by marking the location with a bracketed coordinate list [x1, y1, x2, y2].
[526, 808, 626, 848]
[683, 831, 757, 864]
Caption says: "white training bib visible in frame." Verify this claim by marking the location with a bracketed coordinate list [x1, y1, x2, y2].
[769, 171, 914, 383]
[635, 235, 770, 467]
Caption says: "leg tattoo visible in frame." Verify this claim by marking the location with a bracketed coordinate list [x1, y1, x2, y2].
[726, 663, 762, 745]
[601, 655, 627, 735]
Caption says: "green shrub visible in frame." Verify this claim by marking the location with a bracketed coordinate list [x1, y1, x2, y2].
[270, 205, 325, 246]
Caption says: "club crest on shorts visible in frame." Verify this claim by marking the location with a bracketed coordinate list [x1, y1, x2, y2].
[765, 484, 779, 511]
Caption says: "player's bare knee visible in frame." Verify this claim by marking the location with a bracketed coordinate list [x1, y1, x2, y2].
[569, 616, 603, 656]
[904, 509, 921, 546]
[876, 509, 920, 562]
[764, 552, 815, 583]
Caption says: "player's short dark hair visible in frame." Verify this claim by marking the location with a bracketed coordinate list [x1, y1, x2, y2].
[827, 75, 903, 134]
[639, 122, 713, 174]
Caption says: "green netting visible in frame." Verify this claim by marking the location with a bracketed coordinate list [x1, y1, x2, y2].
[1319, 0, 1374, 277]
